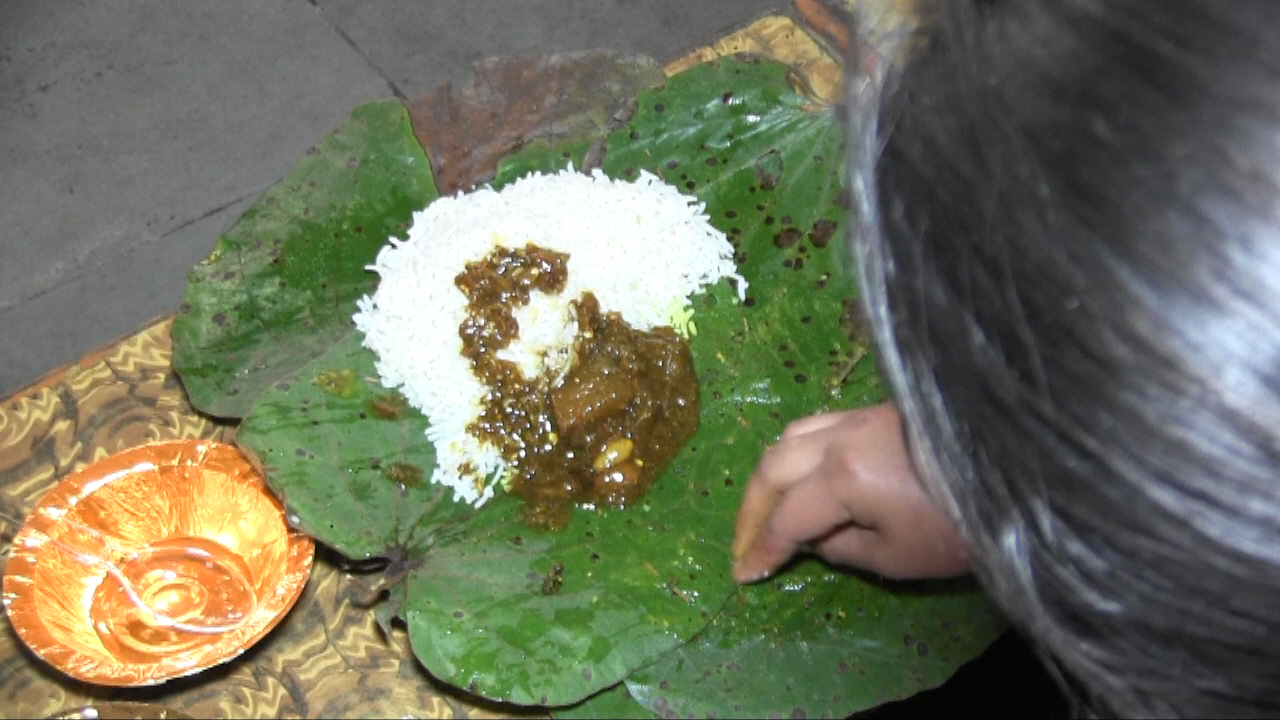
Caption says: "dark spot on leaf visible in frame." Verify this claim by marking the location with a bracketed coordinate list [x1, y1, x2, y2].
[784, 359, 796, 369]
[212, 312, 228, 327]
[590, 552, 600, 562]
[781, 215, 793, 224]
[809, 219, 838, 248]
[705, 156, 718, 166]
[724, 476, 734, 487]
[783, 259, 793, 268]
[918, 642, 930, 656]
[582, 667, 592, 681]
[725, 210, 737, 219]
[659, 680, 670, 690]
[794, 373, 808, 384]
[793, 257, 805, 270]
[274, 381, 290, 391]
[904, 634, 917, 647]
[685, 180, 696, 190]
[666, 159, 678, 169]
[764, 215, 776, 225]
[790, 708, 807, 719]
[347, 157, 359, 170]
[295, 448, 307, 458]
[700, 488, 710, 497]
[624, 166, 635, 176]
[801, 315, 812, 324]
[773, 227, 802, 249]
[743, 296, 756, 307]
[511, 536, 523, 546]
[837, 662, 850, 674]
[722, 91, 734, 103]
[730, 227, 742, 236]
[654, 102, 666, 112]
[358, 412, 367, 420]
[453, 610, 464, 618]
[541, 561, 565, 595]
[354, 225, 364, 233]
[834, 187, 853, 209]
[178, 302, 192, 313]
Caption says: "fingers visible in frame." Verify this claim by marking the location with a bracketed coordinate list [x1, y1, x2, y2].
[732, 402, 962, 582]
[731, 411, 856, 560]
[732, 466, 873, 582]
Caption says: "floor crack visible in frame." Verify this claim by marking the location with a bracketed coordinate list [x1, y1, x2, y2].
[305, 0, 407, 100]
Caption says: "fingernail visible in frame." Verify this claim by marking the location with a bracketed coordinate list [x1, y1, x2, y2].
[732, 557, 772, 584]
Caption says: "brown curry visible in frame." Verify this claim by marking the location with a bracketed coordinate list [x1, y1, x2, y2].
[455, 243, 700, 530]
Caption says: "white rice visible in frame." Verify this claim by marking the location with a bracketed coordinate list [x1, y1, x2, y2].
[352, 166, 745, 506]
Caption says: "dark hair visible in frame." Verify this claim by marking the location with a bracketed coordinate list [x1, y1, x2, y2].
[848, 0, 1280, 716]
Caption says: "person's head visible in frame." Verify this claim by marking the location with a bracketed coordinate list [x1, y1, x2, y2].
[848, 0, 1280, 715]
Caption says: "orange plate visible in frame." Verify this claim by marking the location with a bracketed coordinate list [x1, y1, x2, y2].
[2, 440, 314, 686]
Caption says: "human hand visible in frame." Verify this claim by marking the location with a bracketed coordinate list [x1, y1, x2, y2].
[731, 403, 972, 582]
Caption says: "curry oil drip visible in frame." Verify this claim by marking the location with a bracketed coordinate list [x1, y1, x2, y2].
[455, 243, 700, 531]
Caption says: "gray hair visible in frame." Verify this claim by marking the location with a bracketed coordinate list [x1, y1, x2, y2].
[848, 1, 1280, 715]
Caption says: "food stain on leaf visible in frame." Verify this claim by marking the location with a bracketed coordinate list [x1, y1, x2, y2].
[754, 148, 784, 191]
[542, 561, 566, 595]
[369, 390, 410, 419]
[314, 368, 358, 396]
[384, 461, 423, 488]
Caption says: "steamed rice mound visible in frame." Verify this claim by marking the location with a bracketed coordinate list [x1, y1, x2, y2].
[353, 166, 745, 506]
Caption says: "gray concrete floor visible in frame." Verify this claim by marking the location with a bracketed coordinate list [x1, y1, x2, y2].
[0, 0, 784, 397]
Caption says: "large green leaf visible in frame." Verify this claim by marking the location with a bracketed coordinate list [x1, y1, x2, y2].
[235, 56, 1003, 715]
[171, 101, 438, 418]
[236, 331, 467, 561]
[623, 561, 1007, 719]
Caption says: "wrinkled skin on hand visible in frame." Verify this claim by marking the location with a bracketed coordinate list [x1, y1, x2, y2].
[732, 403, 972, 582]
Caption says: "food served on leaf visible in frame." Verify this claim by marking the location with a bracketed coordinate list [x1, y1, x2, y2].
[353, 167, 744, 525]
